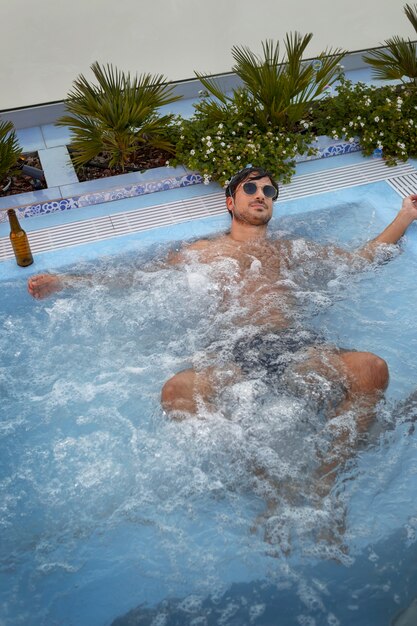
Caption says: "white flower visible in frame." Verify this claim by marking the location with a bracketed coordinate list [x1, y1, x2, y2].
[190, 149, 195, 155]
[374, 116, 380, 123]
[218, 123, 223, 129]
[236, 155, 241, 160]
[203, 174, 211, 185]
[165, 160, 170, 166]
[220, 142, 225, 147]
[180, 135, 184, 140]
[237, 121, 243, 127]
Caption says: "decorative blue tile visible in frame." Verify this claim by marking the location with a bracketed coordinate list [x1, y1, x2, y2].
[0, 173, 204, 224]
[295, 136, 361, 163]
[0, 135, 363, 226]
[0, 187, 63, 212]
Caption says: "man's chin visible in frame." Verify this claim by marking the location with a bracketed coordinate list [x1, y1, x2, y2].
[235, 213, 271, 226]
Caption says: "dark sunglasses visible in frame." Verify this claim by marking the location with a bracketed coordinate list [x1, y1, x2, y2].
[241, 181, 278, 200]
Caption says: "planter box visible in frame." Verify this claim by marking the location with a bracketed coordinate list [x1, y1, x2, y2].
[0, 136, 363, 224]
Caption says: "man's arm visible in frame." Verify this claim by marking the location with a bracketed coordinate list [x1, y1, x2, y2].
[27, 240, 198, 300]
[27, 273, 94, 299]
[357, 193, 417, 261]
[304, 194, 417, 265]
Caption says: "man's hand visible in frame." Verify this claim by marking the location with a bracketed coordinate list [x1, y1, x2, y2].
[358, 192, 417, 260]
[28, 274, 64, 299]
[398, 193, 417, 226]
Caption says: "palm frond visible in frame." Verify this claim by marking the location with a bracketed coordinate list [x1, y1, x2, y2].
[230, 35, 344, 129]
[57, 62, 181, 169]
[404, 3, 417, 34]
[0, 121, 22, 181]
[363, 36, 417, 81]
[194, 72, 230, 105]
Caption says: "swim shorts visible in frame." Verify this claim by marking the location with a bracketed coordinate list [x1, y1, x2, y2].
[232, 327, 323, 380]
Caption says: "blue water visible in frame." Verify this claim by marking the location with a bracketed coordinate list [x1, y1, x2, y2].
[2, 186, 417, 626]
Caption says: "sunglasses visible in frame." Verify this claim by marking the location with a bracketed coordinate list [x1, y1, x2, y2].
[240, 181, 278, 200]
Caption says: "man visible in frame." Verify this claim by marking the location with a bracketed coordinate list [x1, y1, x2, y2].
[28, 167, 417, 438]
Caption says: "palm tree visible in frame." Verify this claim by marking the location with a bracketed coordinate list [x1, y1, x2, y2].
[0, 121, 22, 185]
[195, 34, 345, 130]
[57, 62, 182, 171]
[362, 4, 417, 86]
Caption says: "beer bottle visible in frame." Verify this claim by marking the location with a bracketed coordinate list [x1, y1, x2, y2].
[7, 209, 34, 267]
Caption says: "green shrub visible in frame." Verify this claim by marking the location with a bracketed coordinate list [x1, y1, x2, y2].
[170, 90, 317, 187]
[170, 34, 345, 186]
[0, 121, 22, 184]
[57, 62, 182, 171]
[195, 35, 345, 132]
[312, 78, 417, 164]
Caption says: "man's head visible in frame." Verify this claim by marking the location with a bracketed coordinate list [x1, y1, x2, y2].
[225, 166, 279, 226]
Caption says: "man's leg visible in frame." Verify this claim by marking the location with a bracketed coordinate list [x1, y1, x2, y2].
[289, 348, 389, 493]
[161, 364, 242, 418]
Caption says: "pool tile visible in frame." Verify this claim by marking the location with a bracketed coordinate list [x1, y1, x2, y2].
[16, 126, 46, 152]
[38, 146, 78, 187]
[41, 123, 72, 148]
[0, 187, 62, 211]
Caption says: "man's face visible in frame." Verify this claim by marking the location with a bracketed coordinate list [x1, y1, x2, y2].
[227, 175, 274, 226]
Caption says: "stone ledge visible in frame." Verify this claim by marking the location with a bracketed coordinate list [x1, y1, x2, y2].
[0, 136, 363, 223]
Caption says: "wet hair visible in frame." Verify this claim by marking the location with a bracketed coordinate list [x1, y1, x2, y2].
[225, 166, 279, 200]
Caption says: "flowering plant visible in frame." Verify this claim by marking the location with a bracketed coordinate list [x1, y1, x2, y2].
[170, 33, 345, 186]
[313, 78, 417, 164]
[170, 90, 317, 187]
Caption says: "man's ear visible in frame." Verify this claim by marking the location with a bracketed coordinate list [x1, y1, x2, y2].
[226, 196, 234, 214]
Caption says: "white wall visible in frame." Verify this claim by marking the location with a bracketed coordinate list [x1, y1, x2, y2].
[1, 0, 415, 110]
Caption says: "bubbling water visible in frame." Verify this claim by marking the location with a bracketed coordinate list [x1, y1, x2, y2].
[2, 204, 417, 625]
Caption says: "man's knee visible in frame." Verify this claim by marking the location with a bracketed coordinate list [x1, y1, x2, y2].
[367, 353, 389, 391]
[161, 369, 196, 416]
[342, 351, 389, 393]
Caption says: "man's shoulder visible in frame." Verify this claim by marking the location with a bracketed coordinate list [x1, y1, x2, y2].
[166, 235, 224, 265]
[186, 238, 213, 251]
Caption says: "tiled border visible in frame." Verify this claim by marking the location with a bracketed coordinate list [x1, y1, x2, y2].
[0, 172, 203, 223]
[0, 137, 361, 224]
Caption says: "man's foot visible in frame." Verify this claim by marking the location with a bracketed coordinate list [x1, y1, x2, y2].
[27, 274, 63, 299]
